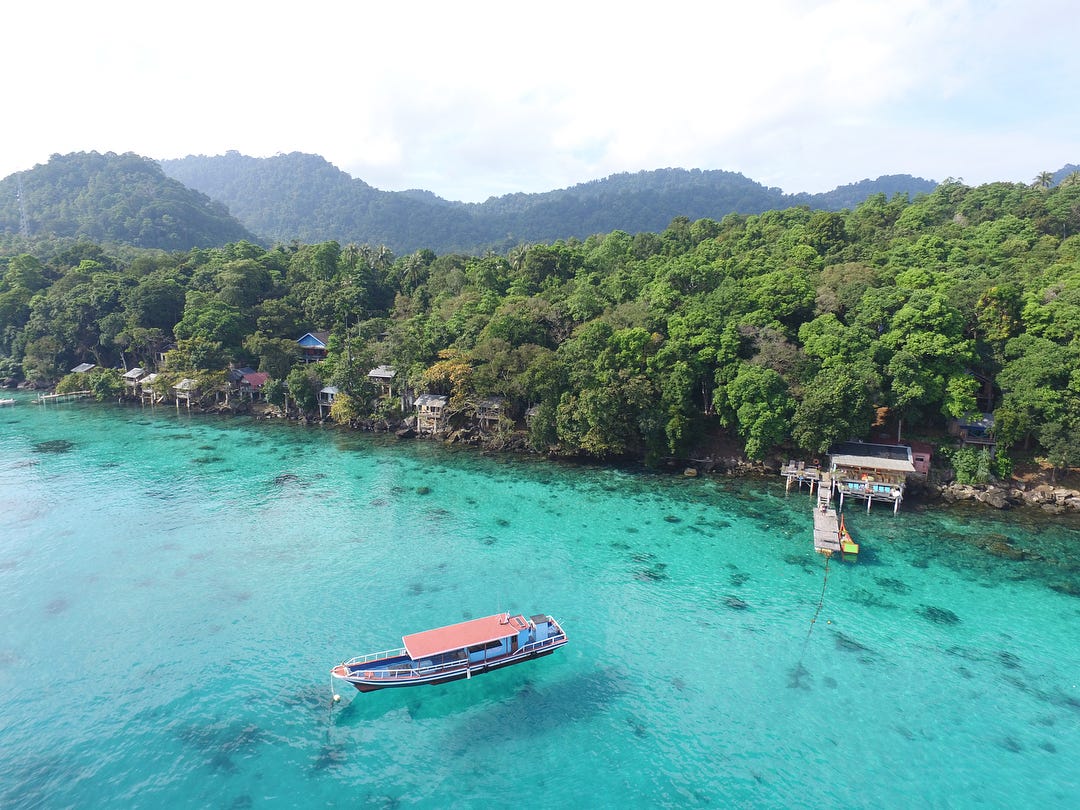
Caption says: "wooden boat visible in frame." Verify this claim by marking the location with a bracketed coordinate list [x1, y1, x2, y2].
[839, 513, 859, 560]
[332, 612, 568, 693]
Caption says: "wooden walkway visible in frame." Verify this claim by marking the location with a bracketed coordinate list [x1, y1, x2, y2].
[781, 461, 823, 492]
[37, 390, 92, 403]
[813, 506, 842, 556]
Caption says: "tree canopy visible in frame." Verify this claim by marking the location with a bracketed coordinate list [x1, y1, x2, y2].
[3, 176, 1079, 467]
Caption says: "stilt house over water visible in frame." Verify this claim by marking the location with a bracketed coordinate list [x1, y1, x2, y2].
[828, 441, 917, 514]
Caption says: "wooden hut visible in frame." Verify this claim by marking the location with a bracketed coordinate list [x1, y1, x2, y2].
[297, 331, 330, 363]
[139, 372, 161, 404]
[174, 378, 197, 408]
[475, 397, 506, 431]
[828, 441, 917, 514]
[949, 413, 996, 451]
[123, 367, 146, 394]
[319, 386, 339, 418]
[367, 365, 396, 397]
[414, 394, 449, 434]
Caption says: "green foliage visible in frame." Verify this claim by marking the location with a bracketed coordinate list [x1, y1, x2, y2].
[87, 368, 125, 401]
[328, 392, 362, 424]
[720, 364, 794, 460]
[286, 366, 320, 414]
[54, 373, 88, 394]
[262, 378, 286, 408]
[6, 166, 1080, 469]
[949, 447, 993, 485]
[159, 154, 935, 255]
[993, 449, 1014, 479]
[0, 152, 254, 248]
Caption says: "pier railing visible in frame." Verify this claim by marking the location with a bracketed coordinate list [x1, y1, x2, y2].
[37, 390, 92, 403]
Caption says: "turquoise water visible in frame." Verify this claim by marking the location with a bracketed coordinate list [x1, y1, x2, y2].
[1, 395, 1079, 808]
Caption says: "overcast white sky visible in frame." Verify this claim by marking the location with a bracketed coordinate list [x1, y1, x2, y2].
[4, 0, 1077, 202]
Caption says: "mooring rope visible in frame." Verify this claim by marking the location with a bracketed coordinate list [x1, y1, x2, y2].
[807, 553, 831, 638]
[797, 552, 832, 664]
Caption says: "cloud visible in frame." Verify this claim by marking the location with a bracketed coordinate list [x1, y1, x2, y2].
[3, 0, 1078, 200]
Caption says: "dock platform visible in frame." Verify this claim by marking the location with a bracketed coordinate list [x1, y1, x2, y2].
[813, 507, 842, 556]
[37, 390, 92, 403]
[781, 461, 823, 493]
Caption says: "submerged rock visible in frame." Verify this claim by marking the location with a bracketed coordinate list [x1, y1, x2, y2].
[918, 605, 961, 625]
[986, 540, 1026, 561]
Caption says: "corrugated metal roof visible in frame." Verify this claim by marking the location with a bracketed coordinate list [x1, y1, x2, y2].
[414, 394, 448, 407]
[368, 365, 396, 379]
[830, 454, 916, 473]
[296, 332, 329, 348]
[829, 441, 912, 461]
[403, 613, 527, 659]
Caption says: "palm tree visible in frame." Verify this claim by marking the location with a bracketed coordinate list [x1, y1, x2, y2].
[341, 242, 362, 271]
[1032, 171, 1054, 190]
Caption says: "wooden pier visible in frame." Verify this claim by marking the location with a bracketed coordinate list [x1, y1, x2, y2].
[781, 460, 823, 493]
[36, 390, 92, 403]
[812, 479, 842, 556]
[813, 508, 842, 556]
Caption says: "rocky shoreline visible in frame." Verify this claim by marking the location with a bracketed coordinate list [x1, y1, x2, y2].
[253, 402, 1080, 515]
[925, 481, 1080, 514]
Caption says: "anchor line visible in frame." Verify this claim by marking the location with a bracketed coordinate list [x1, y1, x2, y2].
[797, 553, 831, 663]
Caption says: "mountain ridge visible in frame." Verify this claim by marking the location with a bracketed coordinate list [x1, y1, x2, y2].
[0, 151, 256, 250]
[159, 152, 939, 253]
[2, 149, 949, 253]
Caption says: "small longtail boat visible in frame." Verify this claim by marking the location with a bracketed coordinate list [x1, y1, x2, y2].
[331, 612, 568, 693]
[839, 513, 859, 561]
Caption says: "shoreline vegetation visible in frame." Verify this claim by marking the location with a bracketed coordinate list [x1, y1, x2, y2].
[4, 176, 1080, 509]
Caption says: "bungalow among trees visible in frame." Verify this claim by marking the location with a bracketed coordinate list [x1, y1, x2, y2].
[319, 385, 338, 418]
[950, 413, 996, 451]
[123, 367, 146, 392]
[237, 371, 269, 400]
[367, 365, 396, 397]
[297, 332, 329, 363]
[476, 397, 506, 431]
[415, 394, 448, 434]
[174, 378, 197, 408]
[139, 373, 160, 403]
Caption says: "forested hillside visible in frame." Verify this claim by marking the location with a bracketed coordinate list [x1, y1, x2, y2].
[3, 177, 1079, 473]
[159, 151, 484, 253]
[0, 152, 256, 250]
[161, 151, 937, 254]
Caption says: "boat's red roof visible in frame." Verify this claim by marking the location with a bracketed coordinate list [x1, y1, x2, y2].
[403, 613, 529, 659]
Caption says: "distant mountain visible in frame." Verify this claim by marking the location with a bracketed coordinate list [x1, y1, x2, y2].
[0, 152, 256, 250]
[162, 152, 939, 254]
[160, 151, 484, 253]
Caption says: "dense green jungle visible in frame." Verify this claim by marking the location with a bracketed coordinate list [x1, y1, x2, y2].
[2, 176, 1080, 474]
[1, 151, 937, 255]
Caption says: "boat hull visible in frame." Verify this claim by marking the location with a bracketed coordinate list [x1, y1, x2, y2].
[333, 642, 565, 693]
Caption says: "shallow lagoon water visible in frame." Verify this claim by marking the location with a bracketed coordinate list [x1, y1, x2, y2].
[1, 395, 1079, 808]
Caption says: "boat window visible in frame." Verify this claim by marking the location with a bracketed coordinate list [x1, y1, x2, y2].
[467, 640, 505, 655]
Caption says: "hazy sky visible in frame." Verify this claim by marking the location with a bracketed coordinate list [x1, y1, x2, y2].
[5, 1, 1077, 202]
